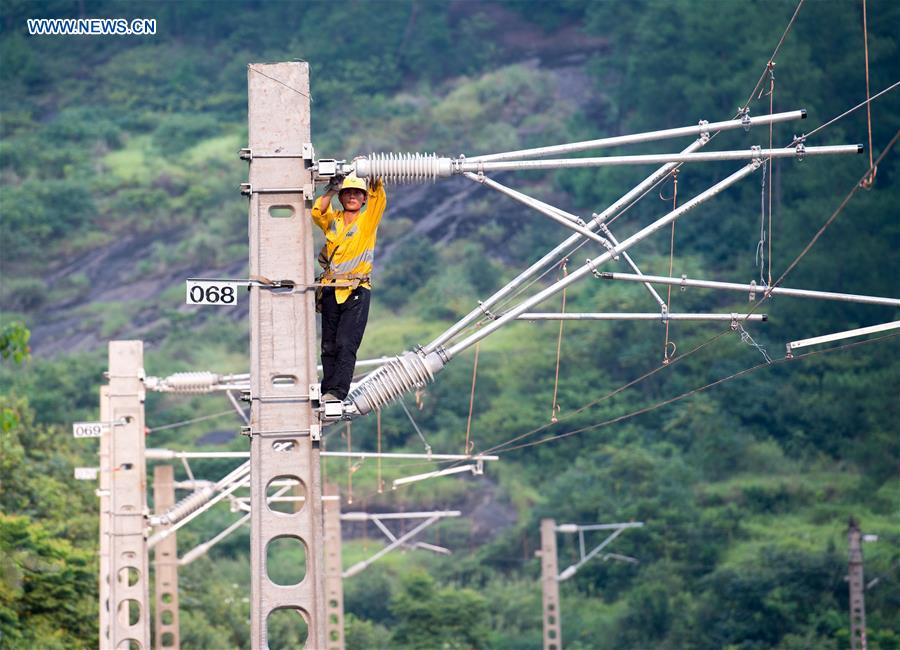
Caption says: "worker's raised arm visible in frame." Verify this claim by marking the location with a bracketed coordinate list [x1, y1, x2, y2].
[362, 177, 387, 233]
[311, 178, 340, 230]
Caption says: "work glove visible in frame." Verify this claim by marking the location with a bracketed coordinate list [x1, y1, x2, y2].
[325, 175, 343, 193]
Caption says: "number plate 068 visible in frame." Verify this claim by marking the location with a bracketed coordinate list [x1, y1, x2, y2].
[186, 281, 239, 306]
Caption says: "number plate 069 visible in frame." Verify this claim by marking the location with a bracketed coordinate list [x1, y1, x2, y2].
[186, 280, 239, 306]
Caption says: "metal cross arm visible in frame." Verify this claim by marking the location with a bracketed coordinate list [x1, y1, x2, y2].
[464, 109, 807, 162]
[787, 321, 900, 356]
[341, 511, 461, 578]
[555, 521, 644, 581]
[595, 272, 900, 308]
[353, 143, 859, 181]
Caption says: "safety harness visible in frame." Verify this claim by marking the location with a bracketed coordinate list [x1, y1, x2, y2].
[315, 227, 371, 312]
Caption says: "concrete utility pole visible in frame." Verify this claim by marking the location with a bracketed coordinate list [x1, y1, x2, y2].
[245, 61, 326, 649]
[539, 519, 562, 650]
[106, 341, 150, 648]
[848, 518, 868, 650]
[98, 386, 111, 647]
[323, 487, 346, 650]
[153, 465, 180, 649]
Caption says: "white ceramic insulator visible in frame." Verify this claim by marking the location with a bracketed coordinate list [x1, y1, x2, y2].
[354, 153, 454, 183]
[153, 486, 216, 526]
[162, 371, 219, 393]
[348, 350, 446, 415]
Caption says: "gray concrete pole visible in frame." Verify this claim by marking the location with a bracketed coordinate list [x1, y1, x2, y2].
[246, 61, 326, 649]
[153, 465, 180, 649]
[98, 386, 111, 648]
[848, 518, 868, 650]
[107, 341, 150, 648]
[540, 519, 562, 650]
[323, 486, 346, 650]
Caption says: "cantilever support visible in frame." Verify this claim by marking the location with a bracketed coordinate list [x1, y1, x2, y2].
[555, 521, 644, 581]
[341, 511, 461, 578]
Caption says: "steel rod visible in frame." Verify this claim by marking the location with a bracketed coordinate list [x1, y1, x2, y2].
[460, 145, 860, 173]
[464, 173, 666, 308]
[392, 464, 477, 487]
[342, 511, 462, 522]
[422, 137, 710, 353]
[146, 448, 498, 462]
[788, 321, 900, 351]
[597, 272, 900, 307]
[342, 516, 441, 578]
[466, 110, 807, 162]
[463, 172, 612, 247]
[518, 312, 767, 321]
[445, 162, 761, 358]
[599, 225, 666, 307]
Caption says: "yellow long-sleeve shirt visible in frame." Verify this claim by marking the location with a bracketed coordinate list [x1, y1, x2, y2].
[311, 178, 386, 304]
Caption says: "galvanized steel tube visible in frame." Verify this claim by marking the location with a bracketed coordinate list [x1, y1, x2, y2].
[466, 110, 806, 162]
[597, 272, 900, 307]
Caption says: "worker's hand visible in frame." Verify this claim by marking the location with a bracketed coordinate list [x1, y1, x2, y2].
[325, 175, 343, 193]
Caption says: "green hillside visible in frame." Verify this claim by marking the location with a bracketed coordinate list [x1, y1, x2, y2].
[1, 1, 899, 648]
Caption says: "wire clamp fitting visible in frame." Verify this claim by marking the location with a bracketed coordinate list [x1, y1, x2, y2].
[239, 148, 253, 161]
[660, 304, 669, 321]
[730, 315, 740, 331]
[477, 301, 497, 320]
[741, 108, 752, 132]
[434, 346, 450, 365]
[680, 273, 688, 292]
[785, 343, 794, 360]
[794, 136, 807, 161]
[749, 280, 757, 302]
[586, 258, 603, 279]
[698, 119, 710, 143]
[597, 224, 620, 260]
[750, 145, 762, 168]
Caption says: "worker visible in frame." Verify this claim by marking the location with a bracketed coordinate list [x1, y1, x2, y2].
[311, 172, 386, 403]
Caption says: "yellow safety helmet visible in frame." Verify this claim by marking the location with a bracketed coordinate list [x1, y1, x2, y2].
[339, 174, 367, 194]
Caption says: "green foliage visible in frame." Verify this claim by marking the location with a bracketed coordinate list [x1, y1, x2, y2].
[0, 514, 97, 649]
[389, 570, 489, 649]
[0, 322, 30, 364]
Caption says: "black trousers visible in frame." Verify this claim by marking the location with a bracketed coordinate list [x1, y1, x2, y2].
[320, 287, 370, 400]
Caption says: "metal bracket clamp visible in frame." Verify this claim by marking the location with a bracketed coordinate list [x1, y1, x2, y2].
[698, 119, 710, 143]
[660, 303, 669, 321]
[749, 280, 757, 302]
[741, 108, 752, 132]
[302, 142, 314, 168]
[586, 257, 603, 278]
[318, 401, 345, 421]
[240, 183, 310, 196]
[477, 301, 497, 320]
[680, 273, 688, 292]
[240, 426, 317, 439]
[794, 136, 807, 161]
[730, 315, 740, 331]
[597, 224, 621, 260]
[784, 343, 794, 359]
[750, 145, 763, 168]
